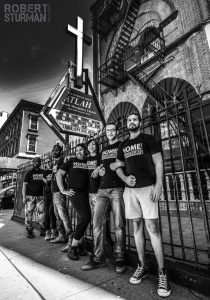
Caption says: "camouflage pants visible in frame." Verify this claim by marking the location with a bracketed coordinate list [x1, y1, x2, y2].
[25, 196, 45, 230]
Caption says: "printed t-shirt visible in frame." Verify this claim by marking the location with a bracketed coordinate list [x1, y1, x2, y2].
[86, 153, 101, 193]
[100, 141, 124, 189]
[24, 168, 45, 196]
[117, 133, 161, 188]
[60, 157, 89, 191]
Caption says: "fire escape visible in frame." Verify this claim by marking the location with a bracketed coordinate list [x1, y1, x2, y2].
[91, 0, 127, 36]
[99, 0, 141, 89]
[95, 2, 207, 168]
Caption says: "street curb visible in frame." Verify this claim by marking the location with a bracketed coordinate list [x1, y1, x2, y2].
[12, 215, 210, 296]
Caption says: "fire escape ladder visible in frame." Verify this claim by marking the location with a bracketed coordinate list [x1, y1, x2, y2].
[99, 0, 141, 89]
[111, 0, 141, 63]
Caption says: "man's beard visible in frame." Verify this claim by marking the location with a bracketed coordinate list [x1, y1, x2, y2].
[128, 124, 140, 132]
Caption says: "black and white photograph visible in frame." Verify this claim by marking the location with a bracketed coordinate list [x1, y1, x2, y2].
[0, 0, 210, 299]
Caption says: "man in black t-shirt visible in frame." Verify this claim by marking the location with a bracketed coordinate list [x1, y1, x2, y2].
[86, 139, 113, 249]
[22, 157, 46, 238]
[50, 144, 73, 245]
[56, 143, 91, 260]
[82, 123, 126, 274]
[115, 113, 171, 298]
[43, 165, 57, 241]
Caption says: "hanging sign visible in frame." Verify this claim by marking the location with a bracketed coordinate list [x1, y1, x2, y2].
[48, 87, 103, 136]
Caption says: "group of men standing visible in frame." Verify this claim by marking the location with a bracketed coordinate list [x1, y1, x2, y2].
[22, 112, 171, 298]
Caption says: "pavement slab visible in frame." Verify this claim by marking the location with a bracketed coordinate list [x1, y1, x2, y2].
[0, 210, 209, 300]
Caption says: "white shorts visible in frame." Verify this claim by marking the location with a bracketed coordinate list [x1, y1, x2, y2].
[123, 185, 158, 219]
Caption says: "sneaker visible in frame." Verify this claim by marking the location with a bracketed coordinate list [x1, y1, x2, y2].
[45, 230, 51, 241]
[115, 260, 127, 274]
[129, 264, 148, 284]
[78, 243, 87, 256]
[50, 235, 66, 243]
[26, 229, 35, 239]
[50, 229, 57, 240]
[157, 269, 171, 297]
[81, 259, 106, 271]
[68, 246, 79, 260]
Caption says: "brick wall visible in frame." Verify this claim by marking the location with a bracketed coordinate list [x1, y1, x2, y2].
[96, 0, 210, 120]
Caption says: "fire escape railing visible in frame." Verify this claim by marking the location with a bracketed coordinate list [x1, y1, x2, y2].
[91, 0, 126, 36]
[123, 26, 165, 72]
[99, 24, 165, 89]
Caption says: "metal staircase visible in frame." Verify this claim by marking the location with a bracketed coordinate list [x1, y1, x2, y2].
[99, 0, 141, 88]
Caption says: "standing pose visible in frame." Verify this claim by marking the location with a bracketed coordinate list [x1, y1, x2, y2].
[86, 139, 113, 249]
[115, 113, 171, 297]
[56, 143, 91, 260]
[50, 144, 73, 245]
[22, 157, 46, 238]
[43, 166, 57, 241]
[82, 123, 126, 274]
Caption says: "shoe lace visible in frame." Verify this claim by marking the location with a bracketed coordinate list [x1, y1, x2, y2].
[133, 265, 145, 278]
[158, 273, 168, 289]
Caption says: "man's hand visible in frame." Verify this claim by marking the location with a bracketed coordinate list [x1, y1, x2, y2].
[151, 184, 162, 202]
[61, 189, 75, 197]
[125, 175, 136, 187]
[99, 167, 105, 177]
[91, 168, 99, 178]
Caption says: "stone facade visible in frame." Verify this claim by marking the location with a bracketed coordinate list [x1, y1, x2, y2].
[92, 0, 210, 121]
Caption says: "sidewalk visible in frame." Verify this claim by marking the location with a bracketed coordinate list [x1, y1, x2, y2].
[0, 210, 208, 300]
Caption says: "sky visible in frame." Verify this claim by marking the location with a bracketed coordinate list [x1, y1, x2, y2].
[0, 0, 96, 113]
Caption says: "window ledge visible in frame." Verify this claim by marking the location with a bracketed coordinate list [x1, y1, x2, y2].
[28, 128, 38, 133]
[26, 151, 36, 154]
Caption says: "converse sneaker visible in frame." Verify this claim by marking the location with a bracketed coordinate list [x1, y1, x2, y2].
[45, 230, 51, 241]
[129, 264, 148, 284]
[68, 246, 79, 260]
[157, 269, 171, 297]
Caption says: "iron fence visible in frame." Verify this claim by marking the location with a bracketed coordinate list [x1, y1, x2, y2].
[13, 96, 210, 269]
